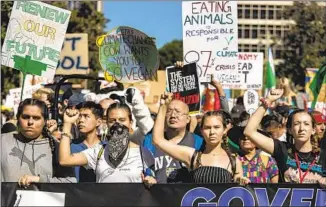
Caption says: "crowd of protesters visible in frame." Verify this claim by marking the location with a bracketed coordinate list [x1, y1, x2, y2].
[1, 64, 326, 189]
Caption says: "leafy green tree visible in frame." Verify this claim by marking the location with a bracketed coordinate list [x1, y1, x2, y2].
[158, 40, 183, 69]
[278, 2, 326, 86]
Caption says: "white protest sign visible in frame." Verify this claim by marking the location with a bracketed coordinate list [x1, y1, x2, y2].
[237, 52, 263, 89]
[243, 90, 259, 115]
[1, 1, 71, 79]
[14, 190, 65, 206]
[182, 1, 238, 84]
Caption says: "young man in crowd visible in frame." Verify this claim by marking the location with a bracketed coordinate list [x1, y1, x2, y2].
[68, 101, 104, 182]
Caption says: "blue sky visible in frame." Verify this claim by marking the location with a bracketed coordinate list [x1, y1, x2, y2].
[103, 1, 182, 49]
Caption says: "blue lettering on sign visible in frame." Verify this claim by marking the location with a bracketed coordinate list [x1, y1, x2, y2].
[218, 187, 255, 206]
[290, 189, 314, 206]
[181, 187, 324, 207]
[57, 56, 88, 70]
[181, 187, 217, 207]
[255, 188, 290, 206]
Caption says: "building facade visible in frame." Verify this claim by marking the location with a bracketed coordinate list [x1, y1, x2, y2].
[238, 1, 296, 64]
[67, 1, 103, 12]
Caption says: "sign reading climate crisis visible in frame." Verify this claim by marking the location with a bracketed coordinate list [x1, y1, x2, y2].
[166, 63, 201, 115]
[1, 1, 71, 79]
[96, 26, 159, 83]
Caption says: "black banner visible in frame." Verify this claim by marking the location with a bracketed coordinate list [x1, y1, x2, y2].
[166, 63, 201, 115]
[2, 183, 325, 206]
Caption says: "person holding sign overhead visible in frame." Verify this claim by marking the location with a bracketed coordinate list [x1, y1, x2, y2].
[244, 89, 326, 188]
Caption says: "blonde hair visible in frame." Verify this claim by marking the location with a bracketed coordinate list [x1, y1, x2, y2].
[32, 88, 54, 101]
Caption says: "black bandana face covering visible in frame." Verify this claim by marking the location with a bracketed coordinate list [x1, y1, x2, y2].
[107, 122, 130, 167]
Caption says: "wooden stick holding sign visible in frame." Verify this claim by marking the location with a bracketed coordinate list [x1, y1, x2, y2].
[166, 62, 201, 115]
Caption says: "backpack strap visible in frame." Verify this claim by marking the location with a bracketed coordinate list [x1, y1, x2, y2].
[95, 144, 106, 174]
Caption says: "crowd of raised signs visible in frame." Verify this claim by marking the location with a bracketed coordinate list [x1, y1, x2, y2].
[1, 70, 325, 188]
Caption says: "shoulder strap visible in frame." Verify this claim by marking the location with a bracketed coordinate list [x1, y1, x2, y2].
[190, 150, 199, 170]
[95, 144, 106, 174]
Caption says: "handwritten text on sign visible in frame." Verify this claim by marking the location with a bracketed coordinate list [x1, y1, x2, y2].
[182, 1, 238, 83]
[212, 52, 263, 89]
[97, 26, 159, 83]
[56, 33, 89, 75]
[1, 1, 70, 79]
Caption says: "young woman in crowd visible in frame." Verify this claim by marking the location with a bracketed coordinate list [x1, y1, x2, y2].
[1, 98, 76, 187]
[59, 102, 156, 186]
[244, 89, 326, 188]
[152, 93, 249, 184]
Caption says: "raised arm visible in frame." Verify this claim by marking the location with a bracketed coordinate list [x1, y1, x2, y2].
[152, 93, 195, 167]
[244, 89, 284, 155]
[210, 77, 229, 112]
[59, 109, 88, 167]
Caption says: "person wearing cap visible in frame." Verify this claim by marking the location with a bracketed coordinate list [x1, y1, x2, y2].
[231, 105, 246, 127]
[312, 111, 326, 144]
[1, 107, 17, 134]
[234, 127, 279, 183]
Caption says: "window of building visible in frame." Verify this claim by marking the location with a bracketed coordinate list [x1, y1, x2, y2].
[238, 9, 243, 18]
[252, 29, 258, 38]
[276, 10, 282, 19]
[238, 29, 242, 38]
[253, 9, 258, 19]
[244, 29, 250, 38]
[268, 10, 274, 19]
[245, 9, 250, 18]
[261, 10, 266, 19]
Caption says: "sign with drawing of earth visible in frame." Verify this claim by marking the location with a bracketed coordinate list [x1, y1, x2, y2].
[97, 26, 159, 83]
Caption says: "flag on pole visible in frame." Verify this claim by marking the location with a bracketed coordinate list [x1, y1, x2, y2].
[266, 47, 276, 89]
[264, 47, 276, 97]
[309, 63, 326, 110]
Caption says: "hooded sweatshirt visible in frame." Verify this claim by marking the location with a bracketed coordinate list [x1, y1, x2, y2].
[1, 132, 76, 183]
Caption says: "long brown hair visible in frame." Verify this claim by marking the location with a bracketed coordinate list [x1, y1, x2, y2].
[200, 111, 236, 175]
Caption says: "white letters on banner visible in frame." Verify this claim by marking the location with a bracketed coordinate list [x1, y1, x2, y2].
[14, 190, 65, 206]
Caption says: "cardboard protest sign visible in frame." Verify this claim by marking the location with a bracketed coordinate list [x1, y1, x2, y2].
[182, 1, 238, 84]
[237, 52, 263, 89]
[1, 1, 71, 79]
[56, 33, 89, 75]
[166, 63, 201, 115]
[243, 90, 259, 115]
[97, 26, 159, 83]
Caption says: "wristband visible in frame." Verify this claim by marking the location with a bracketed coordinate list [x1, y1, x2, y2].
[260, 97, 270, 108]
[61, 132, 73, 140]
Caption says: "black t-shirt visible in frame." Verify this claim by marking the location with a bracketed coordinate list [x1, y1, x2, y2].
[320, 137, 326, 176]
[1, 123, 17, 134]
[273, 139, 325, 183]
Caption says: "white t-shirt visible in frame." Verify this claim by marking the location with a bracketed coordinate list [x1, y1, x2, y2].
[82, 144, 147, 183]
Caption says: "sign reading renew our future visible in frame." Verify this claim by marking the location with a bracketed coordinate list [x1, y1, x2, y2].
[182, 1, 238, 84]
[1, 1, 71, 80]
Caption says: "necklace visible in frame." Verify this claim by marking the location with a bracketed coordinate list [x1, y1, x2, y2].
[297, 152, 312, 161]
